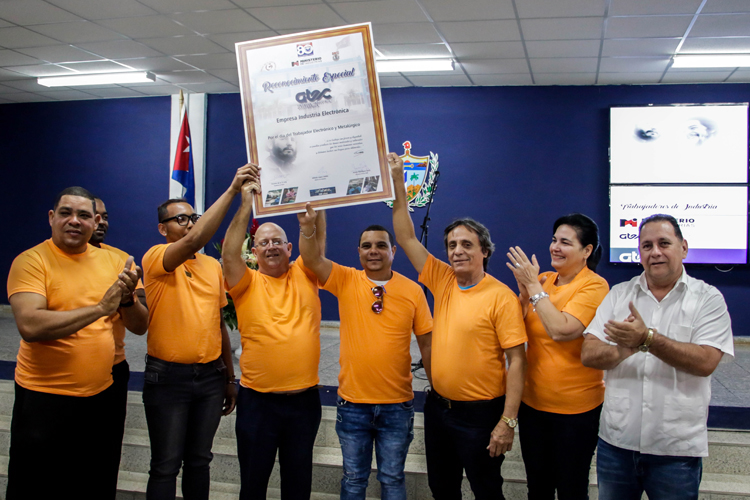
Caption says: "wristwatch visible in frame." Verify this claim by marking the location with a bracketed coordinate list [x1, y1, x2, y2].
[638, 328, 656, 353]
[501, 415, 518, 429]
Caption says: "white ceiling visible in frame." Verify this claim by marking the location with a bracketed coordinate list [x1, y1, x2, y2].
[0, 0, 748, 103]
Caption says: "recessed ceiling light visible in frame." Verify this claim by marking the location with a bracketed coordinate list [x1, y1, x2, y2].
[37, 71, 156, 87]
[376, 59, 454, 73]
[672, 54, 750, 68]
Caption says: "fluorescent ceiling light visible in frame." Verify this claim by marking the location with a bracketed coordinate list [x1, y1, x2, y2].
[672, 54, 750, 68]
[376, 59, 454, 73]
[38, 71, 156, 87]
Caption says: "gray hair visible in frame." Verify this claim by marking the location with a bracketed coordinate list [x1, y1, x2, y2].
[443, 218, 495, 271]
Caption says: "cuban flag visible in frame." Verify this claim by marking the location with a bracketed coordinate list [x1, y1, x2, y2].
[171, 110, 195, 206]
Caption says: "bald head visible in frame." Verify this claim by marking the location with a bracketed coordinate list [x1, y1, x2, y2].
[254, 222, 288, 244]
[252, 222, 293, 277]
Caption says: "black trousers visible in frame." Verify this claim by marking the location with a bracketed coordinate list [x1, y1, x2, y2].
[108, 359, 130, 493]
[518, 401, 602, 500]
[7, 381, 118, 500]
[235, 386, 322, 500]
[424, 390, 506, 500]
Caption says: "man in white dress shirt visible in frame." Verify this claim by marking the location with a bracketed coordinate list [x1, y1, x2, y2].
[581, 214, 733, 500]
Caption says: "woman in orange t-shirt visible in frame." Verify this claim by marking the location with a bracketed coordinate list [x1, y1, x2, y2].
[506, 213, 609, 500]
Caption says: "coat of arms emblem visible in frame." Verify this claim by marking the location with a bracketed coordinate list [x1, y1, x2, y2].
[386, 141, 439, 211]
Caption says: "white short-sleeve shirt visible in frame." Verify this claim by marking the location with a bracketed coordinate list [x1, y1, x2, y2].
[585, 269, 734, 457]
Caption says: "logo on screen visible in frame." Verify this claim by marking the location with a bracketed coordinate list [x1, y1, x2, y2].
[619, 234, 638, 240]
[620, 219, 638, 227]
[297, 42, 314, 57]
[291, 61, 300, 67]
[619, 251, 641, 263]
[295, 88, 331, 103]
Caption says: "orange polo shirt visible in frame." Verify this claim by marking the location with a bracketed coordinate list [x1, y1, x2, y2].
[7, 240, 124, 397]
[228, 258, 321, 392]
[100, 243, 144, 365]
[323, 263, 433, 403]
[523, 267, 608, 414]
[419, 254, 527, 401]
[142, 244, 227, 364]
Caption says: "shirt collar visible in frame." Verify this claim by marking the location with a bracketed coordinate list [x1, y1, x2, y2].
[637, 265, 688, 297]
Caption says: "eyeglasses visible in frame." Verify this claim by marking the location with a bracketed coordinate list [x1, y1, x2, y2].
[256, 239, 287, 248]
[160, 213, 201, 226]
[371, 286, 386, 314]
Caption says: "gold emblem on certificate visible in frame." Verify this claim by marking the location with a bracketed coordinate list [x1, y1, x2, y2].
[235, 23, 392, 217]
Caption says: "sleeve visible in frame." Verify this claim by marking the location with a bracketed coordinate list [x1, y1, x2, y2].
[583, 286, 619, 344]
[561, 275, 610, 328]
[691, 289, 734, 357]
[142, 244, 172, 280]
[495, 290, 527, 349]
[7, 251, 46, 299]
[295, 256, 320, 286]
[321, 262, 347, 297]
[418, 254, 453, 295]
[226, 267, 253, 301]
[412, 286, 433, 336]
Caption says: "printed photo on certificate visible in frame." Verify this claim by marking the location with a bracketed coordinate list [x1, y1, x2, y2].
[236, 23, 392, 217]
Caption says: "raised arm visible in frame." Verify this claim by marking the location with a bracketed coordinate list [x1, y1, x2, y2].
[163, 164, 258, 272]
[388, 152, 429, 273]
[297, 203, 333, 284]
[316, 207, 327, 257]
[222, 181, 257, 290]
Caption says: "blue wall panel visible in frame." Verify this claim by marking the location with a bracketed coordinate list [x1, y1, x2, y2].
[0, 96, 171, 297]
[2, 85, 749, 334]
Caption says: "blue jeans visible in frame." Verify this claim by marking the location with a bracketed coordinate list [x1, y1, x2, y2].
[596, 438, 702, 500]
[335, 397, 415, 500]
[235, 386, 322, 500]
[142, 355, 226, 500]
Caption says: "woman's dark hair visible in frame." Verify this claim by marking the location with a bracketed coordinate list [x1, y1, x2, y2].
[552, 213, 602, 272]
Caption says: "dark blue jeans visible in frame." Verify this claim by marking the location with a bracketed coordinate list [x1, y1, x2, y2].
[142, 355, 226, 500]
[424, 390, 506, 500]
[335, 397, 415, 500]
[235, 386, 322, 500]
[596, 438, 703, 500]
[518, 402, 601, 499]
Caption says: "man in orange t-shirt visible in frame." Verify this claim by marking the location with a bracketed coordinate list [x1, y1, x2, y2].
[141, 165, 255, 500]
[90, 195, 148, 493]
[297, 203, 433, 500]
[6, 186, 147, 500]
[389, 155, 528, 500]
[222, 183, 326, 500]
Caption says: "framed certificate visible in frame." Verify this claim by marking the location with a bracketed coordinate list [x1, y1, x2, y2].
[236, 23, 392, 217]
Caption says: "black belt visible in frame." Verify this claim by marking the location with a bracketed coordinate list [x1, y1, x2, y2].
[430, 390, 503, 409]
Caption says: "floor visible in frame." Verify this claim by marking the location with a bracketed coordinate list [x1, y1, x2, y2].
[0, 306, 745, 407]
